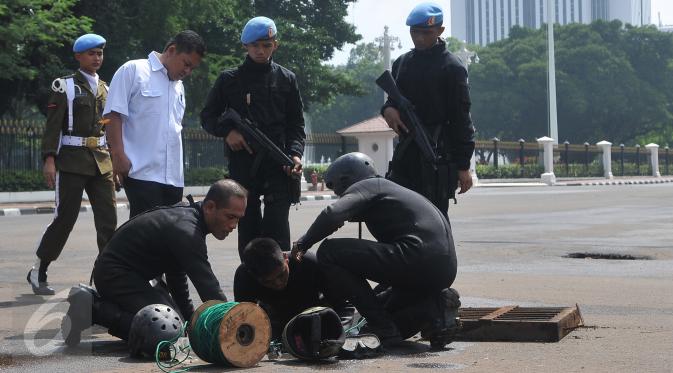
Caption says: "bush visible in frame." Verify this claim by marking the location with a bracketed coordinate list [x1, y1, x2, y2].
[554, 162, 604, 177]
[476, 164, 544, 178]
[0, 170, 44, 192]
[184, 167, 228, 186]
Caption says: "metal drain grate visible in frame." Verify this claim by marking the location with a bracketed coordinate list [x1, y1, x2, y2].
[456, 305, 584, 342]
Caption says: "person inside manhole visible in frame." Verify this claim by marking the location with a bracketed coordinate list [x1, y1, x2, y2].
[291, 152, 461, 349]
[233, 237, 355, 340]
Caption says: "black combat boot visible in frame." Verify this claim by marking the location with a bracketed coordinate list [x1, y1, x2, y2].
[420, 288, 461, 349]
[61, 284, 99, 346]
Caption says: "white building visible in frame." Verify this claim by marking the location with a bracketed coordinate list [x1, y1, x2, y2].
[451, 0, 651, 46]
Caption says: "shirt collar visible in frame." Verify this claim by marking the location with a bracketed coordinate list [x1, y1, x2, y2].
[148, 51, 167, 73]
[77, 69, 99, 94]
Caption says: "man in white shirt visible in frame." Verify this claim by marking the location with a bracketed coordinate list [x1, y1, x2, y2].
[104, 30, 205, 217]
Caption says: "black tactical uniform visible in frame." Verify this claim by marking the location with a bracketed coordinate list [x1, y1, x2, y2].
[201, 56, 306, 258]
[234, 251, 351, 339]
[382, 38, 475, 215]
[297, 176, 456, 340]
[92, 201, 227, 340]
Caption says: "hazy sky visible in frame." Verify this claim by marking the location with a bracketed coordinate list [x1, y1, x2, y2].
[328, 0, 673, 65]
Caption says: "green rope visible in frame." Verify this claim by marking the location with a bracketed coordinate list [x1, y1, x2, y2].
[189, 301, 240, 365]
[345, 317, 367, 335]
[154, 321, 192, 373]
[154, 301, 240, 373]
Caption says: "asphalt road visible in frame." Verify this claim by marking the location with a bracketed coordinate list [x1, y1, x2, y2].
[1, 183, 672, 372]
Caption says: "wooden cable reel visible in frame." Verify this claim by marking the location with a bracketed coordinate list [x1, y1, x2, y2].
[188, 300, 271, 368]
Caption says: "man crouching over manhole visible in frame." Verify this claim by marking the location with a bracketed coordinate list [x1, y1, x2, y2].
[291, 152, 461, 349]
[60, 179, 246, 357]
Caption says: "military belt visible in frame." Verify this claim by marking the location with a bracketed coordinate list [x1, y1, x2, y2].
[61, 135, 107, 149]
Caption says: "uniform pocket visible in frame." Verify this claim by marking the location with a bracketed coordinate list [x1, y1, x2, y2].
[141, 89, 162, 98]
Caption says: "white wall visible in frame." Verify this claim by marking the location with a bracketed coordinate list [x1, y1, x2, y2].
[353, 133, 396, 175]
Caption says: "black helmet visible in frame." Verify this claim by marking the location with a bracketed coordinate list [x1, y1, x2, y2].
[128, 304, 183, 358]
[324, 152, 378, 196]
[282, 306, 345, 360]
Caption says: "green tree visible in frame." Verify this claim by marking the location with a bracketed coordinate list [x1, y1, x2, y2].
[470, 21, 673, 145]
[0, 0, 92, 119]
[0, 0, 362, 123]
[308, 42, 384, 133]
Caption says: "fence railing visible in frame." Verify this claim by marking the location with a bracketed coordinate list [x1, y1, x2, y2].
[1, 119, 670, 191]
[0, 119, 357, 178]
[474, 138, 671, 178]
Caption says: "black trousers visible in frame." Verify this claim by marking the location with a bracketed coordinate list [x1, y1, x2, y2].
[229, 151, 292, 258]
[316, 238, 455, 338]
[123, 177, 183, 218]
[388, 144, 450, 219]
[93, 268, 179, 340]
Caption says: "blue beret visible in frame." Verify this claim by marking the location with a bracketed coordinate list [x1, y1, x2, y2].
[406, 2, 443, 27]
[241, 16, 277, 44]
[73, 34, 106, 53]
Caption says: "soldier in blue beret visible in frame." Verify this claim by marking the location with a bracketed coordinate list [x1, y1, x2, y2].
[73, 33, 106, 53]
[28, 33, 116, 295]
[201, 16, 306, 260]
[377, 1, 475, 348]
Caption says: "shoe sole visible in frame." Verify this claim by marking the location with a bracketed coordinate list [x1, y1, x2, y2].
[26, 271, 54, 296]
[61, 286, 94, 347]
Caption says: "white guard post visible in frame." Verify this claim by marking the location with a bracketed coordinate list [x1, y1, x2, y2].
[470, 151, 478, 186]
[596, 140, 613, 179]
[645, 143, 661, 177]
[537, 136, 556, 185]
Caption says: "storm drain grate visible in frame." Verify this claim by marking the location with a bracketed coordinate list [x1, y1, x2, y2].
[564, 252, 651, 260]
[456, 305, 583, 342]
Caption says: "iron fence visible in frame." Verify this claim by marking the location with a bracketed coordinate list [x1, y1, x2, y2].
[0, 119, 357, 177]
[1, 119, 670, 185]
[475, 138, 671, 178]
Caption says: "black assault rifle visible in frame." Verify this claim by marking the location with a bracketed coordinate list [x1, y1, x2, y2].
[375, 70, 438, 170]
[222, 108, 301, 202]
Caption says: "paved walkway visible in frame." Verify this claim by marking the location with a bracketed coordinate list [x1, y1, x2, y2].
[1, 176, 672, 216]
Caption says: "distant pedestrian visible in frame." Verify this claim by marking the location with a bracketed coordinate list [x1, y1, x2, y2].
[28, 33, 116, 296]
[104, 30, 205, 217]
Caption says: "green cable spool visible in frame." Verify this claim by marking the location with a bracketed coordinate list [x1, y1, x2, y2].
[187, 301, 271, 368]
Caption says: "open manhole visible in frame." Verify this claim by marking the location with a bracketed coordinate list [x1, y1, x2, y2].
[564, 252, 652, 260]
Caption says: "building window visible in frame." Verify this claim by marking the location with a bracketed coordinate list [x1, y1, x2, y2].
[555, 0, 559, 23]
[571, 0, 575, 22]
[592, 0, 608, 21]
[515, 0, 520, 25]
[467, 0, 475, 44]
[486, 0, 490, 44]
[508, 0, 513, 28]
[579, 0, 583, 22]
[478, 0, 483, 45]
[523, 0, 535, 28]
[372, 143, 379, 152]
[501, 0, 506, 39]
